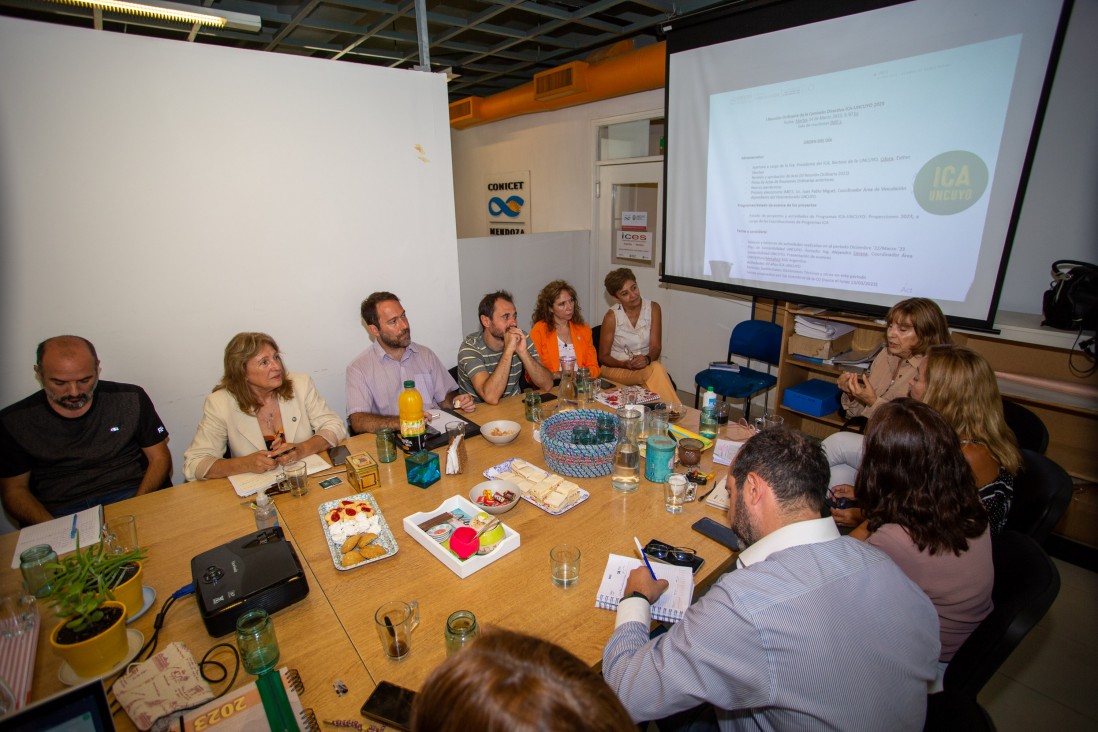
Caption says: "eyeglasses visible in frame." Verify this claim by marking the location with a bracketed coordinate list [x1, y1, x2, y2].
[644, 542, 697, 564]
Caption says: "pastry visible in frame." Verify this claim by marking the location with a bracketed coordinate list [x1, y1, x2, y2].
[359, 544, 387, 559]
[356, 532, 378, 549]
[341, 550, 364, 566]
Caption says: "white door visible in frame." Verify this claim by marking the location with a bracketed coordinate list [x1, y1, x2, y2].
[594, 161, 664, 314]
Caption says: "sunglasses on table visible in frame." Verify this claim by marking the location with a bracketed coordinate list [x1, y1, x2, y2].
[644, 541, 697, 565]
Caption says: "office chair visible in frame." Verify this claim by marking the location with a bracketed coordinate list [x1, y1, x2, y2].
[1001, 399, 1049, 454]
[693, 320, 782, 420]
[591, 324, 603, 367]
[924, 530, 1060, 732]
[1005, 449, 1073, 544]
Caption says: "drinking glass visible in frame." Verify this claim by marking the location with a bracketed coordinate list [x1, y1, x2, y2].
[103, 515, 139, 553]
[665, 474, 688, 514]
[550, 545, 581, 587]
[284, 460, 308, 497]
[375, 600, 420, 660]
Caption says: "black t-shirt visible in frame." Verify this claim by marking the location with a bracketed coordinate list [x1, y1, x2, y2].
[0, 381, 168, 511]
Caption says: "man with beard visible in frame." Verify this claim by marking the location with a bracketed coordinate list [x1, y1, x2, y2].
[0, 336, 171, 525]
[457, 290, 553, 405]
[346, 292, 476, 435]
[602, 427, 940, 731]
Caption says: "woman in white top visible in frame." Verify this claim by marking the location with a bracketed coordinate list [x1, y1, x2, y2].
[597, 268, 677, 403]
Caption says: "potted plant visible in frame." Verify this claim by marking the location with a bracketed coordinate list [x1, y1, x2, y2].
[45, 539, 147, 677]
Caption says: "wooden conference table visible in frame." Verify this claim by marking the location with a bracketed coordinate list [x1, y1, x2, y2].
[1, 395, 737, 729]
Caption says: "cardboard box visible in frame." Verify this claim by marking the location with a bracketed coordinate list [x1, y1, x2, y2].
[346, 451, 380, 490]
[783, 379, 842, 417]
[788, 331, 855, 360]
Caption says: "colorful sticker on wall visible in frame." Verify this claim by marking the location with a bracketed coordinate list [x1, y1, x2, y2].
[615, 230, 653, 261]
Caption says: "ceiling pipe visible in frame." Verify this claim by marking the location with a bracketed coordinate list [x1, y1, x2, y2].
[449, 40, 666, 130]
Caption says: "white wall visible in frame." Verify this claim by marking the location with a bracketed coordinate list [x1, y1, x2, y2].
[0, 18, 461, 490]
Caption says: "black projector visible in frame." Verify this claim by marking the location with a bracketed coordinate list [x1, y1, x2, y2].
[191, 527, 309, 637]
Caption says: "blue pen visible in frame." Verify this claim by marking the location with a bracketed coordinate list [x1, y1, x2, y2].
[634, 536, 658, 580]
[70, 513, 78, 539]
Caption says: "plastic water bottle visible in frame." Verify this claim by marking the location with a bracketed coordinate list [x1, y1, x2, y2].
[700, 387, 718, 439]
[399, 380, 426, 452]
[254, 490, 277, 530]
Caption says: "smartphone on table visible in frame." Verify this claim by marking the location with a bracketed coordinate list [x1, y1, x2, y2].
[361, 681, 417, 731]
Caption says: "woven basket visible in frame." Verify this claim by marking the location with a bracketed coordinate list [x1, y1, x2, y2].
[540, 408, 618, 478]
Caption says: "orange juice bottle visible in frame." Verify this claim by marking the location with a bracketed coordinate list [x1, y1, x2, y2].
[399, 380, 426, 452]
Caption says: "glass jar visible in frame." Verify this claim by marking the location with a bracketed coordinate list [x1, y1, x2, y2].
[444, 610, 479, 656]
[20, 544, 58, 598]
[375, 428, 397, 463]
[235, 609, 280, 675]
[645, 435, 676, 483]
[524, 390, 542, 422]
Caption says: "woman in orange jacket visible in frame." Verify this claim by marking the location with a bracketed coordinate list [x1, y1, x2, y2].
[529, 280, 600, 378]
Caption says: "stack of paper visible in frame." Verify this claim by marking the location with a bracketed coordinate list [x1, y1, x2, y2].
[794, 316, 856, 341]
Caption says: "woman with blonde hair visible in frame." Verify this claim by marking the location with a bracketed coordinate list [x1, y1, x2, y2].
[529, 280, 600, 378]
[183, 332, 346, 481]
[598, 267, 677, 402]
[910, 343, 1021, 533]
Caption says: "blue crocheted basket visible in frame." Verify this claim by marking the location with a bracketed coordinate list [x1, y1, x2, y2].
[540, 408, 618, 478]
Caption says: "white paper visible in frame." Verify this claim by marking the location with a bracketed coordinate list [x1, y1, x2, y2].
[11, 505, 102, 569]
[228, 454, 331, 498]
[712, 438, 745, 466]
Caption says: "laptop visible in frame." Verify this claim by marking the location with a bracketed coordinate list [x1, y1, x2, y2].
[2, 679, 115, 731]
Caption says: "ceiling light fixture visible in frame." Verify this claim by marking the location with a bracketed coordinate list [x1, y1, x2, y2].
[42, 0, 262, 32]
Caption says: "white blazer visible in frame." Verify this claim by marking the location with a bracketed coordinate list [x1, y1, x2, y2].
[183, 372, 346, 481]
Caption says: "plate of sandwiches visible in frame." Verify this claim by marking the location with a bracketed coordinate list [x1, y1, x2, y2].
[483, 458, 589, 515]
[318, 493, 399, 570]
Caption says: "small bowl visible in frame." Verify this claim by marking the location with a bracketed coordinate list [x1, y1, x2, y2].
[481, 420, 521, 445]
[667, 403, 688, 423]
[469, 480, 521, 515]
[426, 523, 454, 543]
[449, 526, 479, 559]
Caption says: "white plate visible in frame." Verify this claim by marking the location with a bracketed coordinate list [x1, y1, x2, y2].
[126, 586, 156, 624]
[318, 493, 399, 571]
[59, 628, 144, 685]
[483, 458, 590, 516]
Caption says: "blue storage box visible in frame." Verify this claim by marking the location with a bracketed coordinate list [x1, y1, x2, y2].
[783, 379, 842, 417]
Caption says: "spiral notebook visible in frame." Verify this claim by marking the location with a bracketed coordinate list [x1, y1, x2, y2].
[595, 554, 695, 623]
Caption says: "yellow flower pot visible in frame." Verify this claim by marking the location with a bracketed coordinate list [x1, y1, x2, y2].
[49, 600, 129, 678]
[111, 561, 144, 620]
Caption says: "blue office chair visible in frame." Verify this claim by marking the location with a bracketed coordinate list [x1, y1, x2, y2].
[693, 320, 782, 420]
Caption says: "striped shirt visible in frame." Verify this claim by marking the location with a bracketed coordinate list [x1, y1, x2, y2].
[456, 330, 540, 402]
[603, 521, 940, 731]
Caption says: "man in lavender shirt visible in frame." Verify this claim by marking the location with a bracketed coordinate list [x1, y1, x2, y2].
[345, 292, 475, 435]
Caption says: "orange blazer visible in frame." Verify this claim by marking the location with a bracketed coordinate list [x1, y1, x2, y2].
[529, 320, 601, 378]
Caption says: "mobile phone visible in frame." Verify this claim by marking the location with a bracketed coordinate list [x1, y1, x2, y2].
[328, 444, 350, 464]
[361, 681, 417, 731]
[691, 517, 744, 552]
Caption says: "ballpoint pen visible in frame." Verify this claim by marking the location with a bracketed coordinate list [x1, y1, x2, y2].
[70, 513, 79, 539]
[634, 536, 658, 580]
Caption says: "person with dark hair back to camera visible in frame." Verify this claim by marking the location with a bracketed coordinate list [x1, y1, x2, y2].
[0, 335, 172, 525]
[851, 397, 993, 692]
[602, 427, 939, 731]
[411, 628, 636, 732]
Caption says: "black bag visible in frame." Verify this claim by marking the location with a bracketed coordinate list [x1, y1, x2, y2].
[1042, 260, 1098, 332]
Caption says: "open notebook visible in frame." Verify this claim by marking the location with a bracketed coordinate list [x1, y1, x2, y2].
[595, 554, 694, 623]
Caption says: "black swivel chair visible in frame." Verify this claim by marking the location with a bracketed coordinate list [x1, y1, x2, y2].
[1001, 399, 1049, 454]
[1005, 449, 1073, 545]
[925, 530, 1061, 731]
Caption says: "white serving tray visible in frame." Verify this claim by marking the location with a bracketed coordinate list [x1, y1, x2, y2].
[402, 495, 521, 579]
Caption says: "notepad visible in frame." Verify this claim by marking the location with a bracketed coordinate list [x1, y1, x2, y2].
[10, 505, 102, 569]
[228, 454, 331, 497]
[595, 554, 695, 623]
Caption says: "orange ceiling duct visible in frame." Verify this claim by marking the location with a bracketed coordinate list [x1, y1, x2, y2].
[450, 40, 666, 129]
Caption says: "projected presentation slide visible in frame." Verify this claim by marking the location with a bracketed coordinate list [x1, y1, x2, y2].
[704, 36, 1020, 302]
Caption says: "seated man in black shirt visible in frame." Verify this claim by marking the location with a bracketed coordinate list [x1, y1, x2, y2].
[0, 336, 172, 525]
